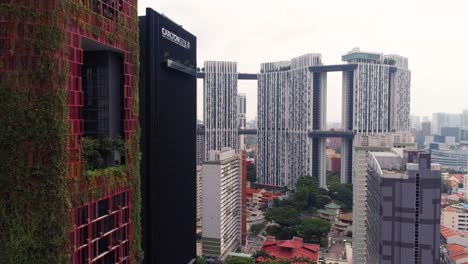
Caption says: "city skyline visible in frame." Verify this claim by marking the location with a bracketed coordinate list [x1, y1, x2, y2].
[139, 0, 468, 122]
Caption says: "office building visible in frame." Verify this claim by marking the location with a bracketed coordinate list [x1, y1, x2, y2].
[462, 110, 468, 129]
[461, 129, 468, 144]
[416, 121, 432, 147]
[0, 1, 141, 263]
[352, 134, 414, 264]
[432, 112, 462, 135]
[202, 148, 241, 260]
[237, 93, 247, 150]
[431, 149, 468, 171]
[257, 54, 321, 188]
[366, 150, 441, 264]
[441, 127, 461, 142]
[411, 115, 422, 130]
[204, 61, 239, 159]
[139, 8, 197, 264]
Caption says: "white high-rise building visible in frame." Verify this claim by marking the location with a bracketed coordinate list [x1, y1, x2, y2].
[342, 49, 411, 135]
[201, 148, 241, 260]
[257, 54, 321, 189]
[341, 48, 413, 264]
[204, 61, 238, 159]
[237, 93, 247, 150]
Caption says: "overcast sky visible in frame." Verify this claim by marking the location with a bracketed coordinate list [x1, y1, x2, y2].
[139, 0, 468, 123]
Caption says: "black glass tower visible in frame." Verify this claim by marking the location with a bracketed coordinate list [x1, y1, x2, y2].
[139, 8, 197, 264]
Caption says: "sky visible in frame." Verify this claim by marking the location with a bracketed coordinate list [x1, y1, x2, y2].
[138, 0, 468, 123]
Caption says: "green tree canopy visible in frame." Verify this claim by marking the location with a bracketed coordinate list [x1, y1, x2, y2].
[297, 218, 331, 244]
[264, 207, 300, 226]
[265, 225, 297, 240]
[247, 164, 257, 183]
[328, 183, 353, 211]
[196, 256, 207, 264]
[224, 256, 254, 264]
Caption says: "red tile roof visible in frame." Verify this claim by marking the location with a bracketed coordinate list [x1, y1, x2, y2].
[441, 225, 460, 239]
[445, 244, 468, 262]
[258, 236, 319, 263]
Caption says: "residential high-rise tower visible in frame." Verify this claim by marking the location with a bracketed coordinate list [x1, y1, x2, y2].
[237, 93, 247, 150]
[204, 61, 238, 158]
[257, 54, 322, 188]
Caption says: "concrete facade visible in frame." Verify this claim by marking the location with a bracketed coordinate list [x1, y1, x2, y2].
[237, 93, 247, 150]
[204, 62, 238, 160]
[201, 148, 241, 260]
[441, 204, 468, 232]
[257, 54, 321, 189]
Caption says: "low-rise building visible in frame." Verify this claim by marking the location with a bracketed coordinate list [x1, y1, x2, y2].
[441, 225, 468, 247]
[246, 188, 285, 209]
[441, 244, 468, 264]
[318, 203, 341, 222]
[258, 236, 319, 263]
[441, 204, 468, 232]
[335, 212, 353, 232]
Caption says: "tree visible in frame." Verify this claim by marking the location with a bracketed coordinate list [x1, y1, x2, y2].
[247, 164, 257, 183]
[292, 189, 309, 210]
[316, 195, 331, 209]
[296, 176, 319, 191]
[346, 231, 352, 237]
[253, 251, 316, 264]
[442, 178, 451, 194]
[224, 256, 254, 264]
[328, 184, 353, 211]
[291, 176, 319, 210]
[196, 256, 207, 264]
[266, 225, 297, 240]
[297, 218, 331, 244]
[250, 222, 266, 235]
[264, 207, 300, 226]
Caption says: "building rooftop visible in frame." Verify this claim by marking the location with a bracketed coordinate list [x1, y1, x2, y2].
[444, 243, 468, 262]
[325, 202, 341, 210]
[342, 48, 382, 62]
[338, 212, 353, 223]
[441, 225, 462, 240]
[259, 236, 319, 263]
[317, 209, 337, 216]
